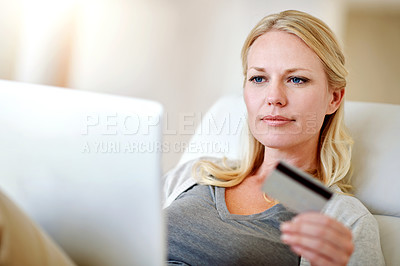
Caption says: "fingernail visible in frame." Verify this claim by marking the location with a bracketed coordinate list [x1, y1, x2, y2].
[280, 222, 290, 230]
[281, 234, 290, 242]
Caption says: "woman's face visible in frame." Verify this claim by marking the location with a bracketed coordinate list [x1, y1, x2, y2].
[244, 30, 342, 151]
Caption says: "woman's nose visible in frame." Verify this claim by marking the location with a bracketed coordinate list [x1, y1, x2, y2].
[266, 81, 287, 107]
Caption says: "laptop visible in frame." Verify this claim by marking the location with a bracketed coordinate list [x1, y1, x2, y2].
[0, 80, 165, 266]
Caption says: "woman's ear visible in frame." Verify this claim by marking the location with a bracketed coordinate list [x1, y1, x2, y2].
[327, 88, 345, 115]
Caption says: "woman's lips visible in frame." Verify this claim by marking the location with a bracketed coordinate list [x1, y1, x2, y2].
[261, 115, 295, 126]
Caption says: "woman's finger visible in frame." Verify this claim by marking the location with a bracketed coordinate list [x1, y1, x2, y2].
[281, 231, 351, 265]
[280, 213, 354, 265]
[290, 244, 341, 266]
[290, 212, 352, 238]
[280, 218, 353, 252]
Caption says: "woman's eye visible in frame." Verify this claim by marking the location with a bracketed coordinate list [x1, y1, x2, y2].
[249, 76, 265, 83]
[289, 77, 308, 84]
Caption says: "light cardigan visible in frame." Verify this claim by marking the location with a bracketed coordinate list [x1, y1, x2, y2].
[162, 157, 386, 266]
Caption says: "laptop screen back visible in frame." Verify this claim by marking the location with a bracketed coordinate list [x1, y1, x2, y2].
[0, 80, 165, 266]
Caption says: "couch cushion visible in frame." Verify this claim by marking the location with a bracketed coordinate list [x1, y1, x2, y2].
[374, 215, 400, 266]
[178, 94, 246, 165]
[344, 102, 400, 217]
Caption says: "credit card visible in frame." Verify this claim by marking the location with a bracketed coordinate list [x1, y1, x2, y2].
[261, 161, 333, 213]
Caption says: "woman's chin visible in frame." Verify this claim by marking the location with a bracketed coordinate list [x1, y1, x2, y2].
[256, 135, 298, 148]
[262, 142, 295, 150]
[256, 134, 319, 152]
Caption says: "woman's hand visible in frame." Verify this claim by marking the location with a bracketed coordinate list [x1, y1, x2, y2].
[280, 212, 354, 266]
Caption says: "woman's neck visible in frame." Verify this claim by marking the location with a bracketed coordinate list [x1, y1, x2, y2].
[255, 141, 319, 181]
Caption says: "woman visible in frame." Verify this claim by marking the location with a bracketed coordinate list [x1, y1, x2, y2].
[163, 10, 385, 265]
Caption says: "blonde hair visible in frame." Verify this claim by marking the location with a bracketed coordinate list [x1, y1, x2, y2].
[194, 10, 353, 192]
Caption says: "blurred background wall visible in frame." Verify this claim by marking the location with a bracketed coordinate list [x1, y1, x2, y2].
[0, 0, 399, 172]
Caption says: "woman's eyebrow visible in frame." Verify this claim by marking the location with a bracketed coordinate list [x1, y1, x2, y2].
[285, 68, 311, 74]
[248, 66, 266, 72]
[248, 67, 311, 73]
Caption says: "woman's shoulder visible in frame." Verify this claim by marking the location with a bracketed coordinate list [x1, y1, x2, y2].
[162, 156, 237, 208]
[324, 188, 385, 266]
[323, 187, 373, 227]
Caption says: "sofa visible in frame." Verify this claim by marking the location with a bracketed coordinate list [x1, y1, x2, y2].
[179, 94, 400, 266]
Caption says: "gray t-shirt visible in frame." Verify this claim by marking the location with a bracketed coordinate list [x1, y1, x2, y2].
[166, 184, 299, 265]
